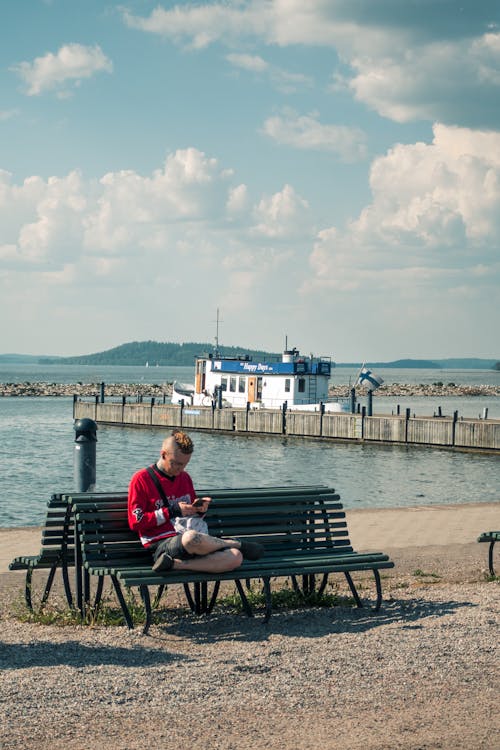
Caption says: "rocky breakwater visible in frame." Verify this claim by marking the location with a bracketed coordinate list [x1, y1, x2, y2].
[1, 381, 499, 398]
[0, 382, 174, 398]
[329, 382, 500, 398]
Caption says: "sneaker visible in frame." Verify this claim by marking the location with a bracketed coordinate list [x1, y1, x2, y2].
[238, 539, 265, 561]
[152, 552, 174, 572]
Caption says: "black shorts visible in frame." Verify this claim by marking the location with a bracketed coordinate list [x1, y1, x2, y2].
[152, 533, 194, 562]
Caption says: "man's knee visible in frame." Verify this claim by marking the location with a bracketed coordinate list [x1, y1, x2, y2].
[224, 548, 243, 570]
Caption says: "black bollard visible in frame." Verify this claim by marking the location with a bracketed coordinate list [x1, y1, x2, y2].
[350, 387, 356, 414]
[367, 390, 373, 416]
[100, 381, 105, 403]
[74, 418, 97, 492]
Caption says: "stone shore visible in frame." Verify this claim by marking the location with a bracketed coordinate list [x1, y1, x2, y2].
[1, 381, 499, 398]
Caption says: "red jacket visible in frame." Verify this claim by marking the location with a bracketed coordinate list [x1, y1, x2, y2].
[128, 466, 195, 547]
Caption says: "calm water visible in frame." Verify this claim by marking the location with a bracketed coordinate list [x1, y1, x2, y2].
[0, 396, 498, 529]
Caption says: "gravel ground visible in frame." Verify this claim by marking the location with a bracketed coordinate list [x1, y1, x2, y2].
[0, 546, 499, 750]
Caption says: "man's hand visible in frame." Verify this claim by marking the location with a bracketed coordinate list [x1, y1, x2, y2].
[180, 497, 211, 516]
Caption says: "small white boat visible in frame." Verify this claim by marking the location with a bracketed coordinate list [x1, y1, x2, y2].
[171, 346, 350, 412]
[171, 381, 195, 406]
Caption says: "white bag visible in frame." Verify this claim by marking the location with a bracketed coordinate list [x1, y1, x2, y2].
[173, 515, 209, 535]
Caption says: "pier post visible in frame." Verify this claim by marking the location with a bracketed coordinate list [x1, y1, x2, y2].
[100, 381, 105, 403]
[350, 388, 356, 414]
[367, 390, 373, 417]
[282, 401, 287, 435]
[74, 418, 97, 492]
[405, 408, 411, 444]
[452, 410, 458, 446]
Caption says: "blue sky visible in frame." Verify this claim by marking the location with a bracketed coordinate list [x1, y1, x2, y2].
[1, 0, 499, 361]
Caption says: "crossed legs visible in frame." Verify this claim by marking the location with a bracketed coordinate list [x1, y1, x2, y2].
[152, 529, 264, 574]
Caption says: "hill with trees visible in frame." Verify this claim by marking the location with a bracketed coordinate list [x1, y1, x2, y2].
[38, 341, 280, 366]
[1, 343, 497, 369]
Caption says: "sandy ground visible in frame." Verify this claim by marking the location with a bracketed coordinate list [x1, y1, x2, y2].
[1, 503, 499, 750]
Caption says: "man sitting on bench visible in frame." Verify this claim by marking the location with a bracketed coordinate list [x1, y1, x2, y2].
[128, 430, 264, 573]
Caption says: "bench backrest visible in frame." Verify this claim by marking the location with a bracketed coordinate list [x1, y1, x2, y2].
[74, 486, 353, 569]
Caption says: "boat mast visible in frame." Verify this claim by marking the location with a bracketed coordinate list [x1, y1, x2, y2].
[214, 308, 223, 357]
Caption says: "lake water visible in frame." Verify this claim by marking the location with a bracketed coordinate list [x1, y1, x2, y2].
[0, 393, 498, 529]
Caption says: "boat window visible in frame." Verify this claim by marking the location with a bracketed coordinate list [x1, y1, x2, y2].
[238, 377, 245, 393]
[221, 377, 227, 391]
[284, 378, 290, 392]
[298, 378, 306, 393]
[230, 377, 237, 392]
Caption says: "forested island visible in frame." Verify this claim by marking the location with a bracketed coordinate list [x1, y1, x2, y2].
[0, 341, 498, 370]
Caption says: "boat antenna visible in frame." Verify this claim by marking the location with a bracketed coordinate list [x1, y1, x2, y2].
[214, 308, 223, 357]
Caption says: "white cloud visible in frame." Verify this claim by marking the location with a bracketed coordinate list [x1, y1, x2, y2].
[0, 109, 18, 122]
[262, 109, 367, 161]
[305, 124, 500, 299]
[226, 184, 249, 214]
[123, 2, 500, 128]
[11, 43, 113, 96]
[226, 53, 268, 73]
[226, 52, 312, 92]
[252, 184, 311, 238]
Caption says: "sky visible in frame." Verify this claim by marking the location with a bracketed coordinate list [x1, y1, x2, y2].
[1, 0, 499, 362]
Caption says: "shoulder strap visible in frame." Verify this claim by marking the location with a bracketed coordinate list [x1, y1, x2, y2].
[146, 465, 168, 503]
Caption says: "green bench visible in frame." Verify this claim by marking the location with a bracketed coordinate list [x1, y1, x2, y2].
[9, 491, 129, 611]
[9, 485, 310, 613]
[74, 486, 395, 634]
[478, 531, 500, 576]
[9, 494, 74, 611]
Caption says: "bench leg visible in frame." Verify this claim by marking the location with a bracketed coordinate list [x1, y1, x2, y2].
[93, 575, 105, 610]
[206, 581, 221, 615]
[344, 570, 383, 611]
[183, 582, 206, 613]
[343, 571, 363, 608]
[110, 575, 135, 630]
[152, 584, 167, 609]
[488, 540, 496, 577]
[372, 569, 383, 611]
[262, 577, 272, 623]
[183, 582, 220, 615]
[140, 585, 152, 635]
[234, 579, 254, 617]
[25, 569, 33, 612]
[61, 559, 73, 608]
[291, 573, 329, 597]
[40, 563, 58, 608]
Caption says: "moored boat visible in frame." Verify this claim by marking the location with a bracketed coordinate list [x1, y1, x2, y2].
[171, 346, 350, 412]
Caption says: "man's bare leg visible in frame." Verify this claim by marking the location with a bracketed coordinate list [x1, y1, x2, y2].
[152, 530, 265, 573]
[173, 548, 242, 573]
[181, 529, 265, 561]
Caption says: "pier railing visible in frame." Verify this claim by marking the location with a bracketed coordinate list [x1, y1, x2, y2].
[73, 398, 500, 453]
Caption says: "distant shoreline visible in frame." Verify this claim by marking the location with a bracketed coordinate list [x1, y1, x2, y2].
[1, 381, 499, 398]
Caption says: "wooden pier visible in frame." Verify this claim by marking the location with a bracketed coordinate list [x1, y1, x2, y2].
[73, 398, 500, 453]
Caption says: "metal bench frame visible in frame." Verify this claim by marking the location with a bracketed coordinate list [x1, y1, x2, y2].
[74, 486, 395, 634]
[478, 531, 500, 576]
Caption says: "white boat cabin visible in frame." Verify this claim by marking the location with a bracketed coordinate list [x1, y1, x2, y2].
[183, 348, 335, 410]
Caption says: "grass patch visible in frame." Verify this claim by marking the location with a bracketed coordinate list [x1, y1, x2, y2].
[13, 590, 147, 628]
[217, 583, 355, 613]
[483, 572, 500, 583]
[413, 569, 441, 579]
[12, 582, 357, 628]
